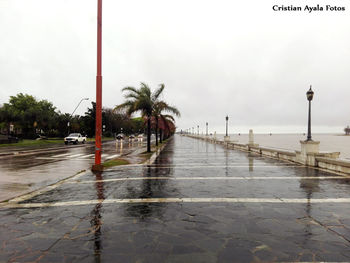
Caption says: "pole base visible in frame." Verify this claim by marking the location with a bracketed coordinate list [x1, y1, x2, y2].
[91, 164, 104, 172]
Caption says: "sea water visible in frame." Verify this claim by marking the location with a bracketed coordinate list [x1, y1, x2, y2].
[214, 133, 350, 160]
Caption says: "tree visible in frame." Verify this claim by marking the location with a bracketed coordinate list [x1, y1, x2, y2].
[159, 115, 176, 140]
[345, 126, 350, 135]
[152, 100, 180, 146]
[0, 93, 57, 138]
[115, 83, 165, 152]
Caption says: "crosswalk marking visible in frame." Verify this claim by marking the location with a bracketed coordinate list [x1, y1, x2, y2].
[67, 153, 85, 158]
[4, 197, 350, 209]
[105, 154, 120, 160]
[83, 154, 95, 158]
[51, 153, 72, 157]
[69, 176, 350, 184]
[36, 153, 119, 161]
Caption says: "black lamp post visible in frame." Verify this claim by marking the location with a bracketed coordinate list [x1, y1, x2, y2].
[225, 115, 229, 137]
[206, 122, 208, 136]
[306, 86, 314, 141]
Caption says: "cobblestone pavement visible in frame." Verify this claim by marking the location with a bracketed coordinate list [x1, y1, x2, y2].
[1, 135, 350, 262]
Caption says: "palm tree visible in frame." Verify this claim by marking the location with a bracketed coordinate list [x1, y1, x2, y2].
[345, 126, 350, 135]
[159, 114, 176, 142]
[114, 83, 165, 152]
[153, 101, 180, 146]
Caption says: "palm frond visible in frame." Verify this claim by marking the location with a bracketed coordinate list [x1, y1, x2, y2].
[152, 83, 165, 101]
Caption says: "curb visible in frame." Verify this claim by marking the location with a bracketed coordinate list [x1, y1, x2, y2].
[0, 169, 88, 205]
[144, 138, 171, 165]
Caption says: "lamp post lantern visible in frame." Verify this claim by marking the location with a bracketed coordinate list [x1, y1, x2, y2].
[306, 86, 314, 141]
[225, 115, 229, 137]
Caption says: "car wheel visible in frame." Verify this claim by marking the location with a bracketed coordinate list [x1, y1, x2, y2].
[73, 140, 77, 145]
[82, 140, 85, 144]
[64, 142, 68, 145]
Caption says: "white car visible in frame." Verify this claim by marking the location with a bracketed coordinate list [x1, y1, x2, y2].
[64, 133, 87, 145]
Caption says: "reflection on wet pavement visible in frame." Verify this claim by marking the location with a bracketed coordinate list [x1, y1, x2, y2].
[0, 140, 144, 201]
[1, 135, 350, 262]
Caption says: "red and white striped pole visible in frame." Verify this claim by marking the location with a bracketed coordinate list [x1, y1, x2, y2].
[94, 0, 102, 168]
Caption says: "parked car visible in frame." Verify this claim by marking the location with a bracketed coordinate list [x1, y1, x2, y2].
[64, 133, 87, 145]
[128, 134, 135, 141]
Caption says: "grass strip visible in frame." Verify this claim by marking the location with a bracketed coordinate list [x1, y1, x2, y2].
[0, 139, 63, 147]
[102, 158, 130, 168]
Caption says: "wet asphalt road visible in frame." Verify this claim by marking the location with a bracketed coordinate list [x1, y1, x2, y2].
[0, 140, 145, 201]
[1, 135, 350, 262]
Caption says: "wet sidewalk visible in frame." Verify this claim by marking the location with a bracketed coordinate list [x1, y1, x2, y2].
[1, 135, 350, 262]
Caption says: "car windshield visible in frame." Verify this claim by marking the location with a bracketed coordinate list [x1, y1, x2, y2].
[68, 133, 79, 137]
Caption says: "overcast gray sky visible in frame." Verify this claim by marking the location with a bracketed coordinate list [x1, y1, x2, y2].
[0, 0, 349, 133]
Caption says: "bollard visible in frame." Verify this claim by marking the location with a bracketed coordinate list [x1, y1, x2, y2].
[248, 129, 258, 147]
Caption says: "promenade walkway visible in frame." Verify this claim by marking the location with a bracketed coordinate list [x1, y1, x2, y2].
[1, 135, 350, 262]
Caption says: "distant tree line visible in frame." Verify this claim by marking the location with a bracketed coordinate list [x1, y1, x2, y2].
[0, 93, 144, 139]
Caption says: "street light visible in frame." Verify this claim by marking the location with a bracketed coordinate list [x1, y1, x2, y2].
[206, 122, 208, 136]
[225, 115, 229, 137]
[197, 125, 199, 135]
[306, 86, 314, 141]
[67, 97, 89, 135]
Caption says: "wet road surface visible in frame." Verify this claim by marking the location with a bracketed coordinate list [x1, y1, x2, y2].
[0, 140, 145, 201]
[1, 135, 350, 262]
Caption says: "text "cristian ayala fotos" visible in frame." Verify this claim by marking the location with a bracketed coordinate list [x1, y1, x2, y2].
[273, 4, 345, 13]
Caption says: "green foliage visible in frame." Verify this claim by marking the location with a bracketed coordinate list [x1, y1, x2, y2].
[103, 158, 129, 168]
[0, 90, 178, 140]
[0, 93, 58, 138]
[115, 83, 170, 152]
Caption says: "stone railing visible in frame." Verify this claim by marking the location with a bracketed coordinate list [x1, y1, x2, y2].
[182, 134, 350, 175]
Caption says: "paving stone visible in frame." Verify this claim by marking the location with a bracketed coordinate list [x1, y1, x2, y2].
[1, 136, 350, 261]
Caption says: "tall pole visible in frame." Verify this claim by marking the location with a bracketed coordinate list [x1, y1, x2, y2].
[95, 0, 103, 166]
[206, 122, 208, 136]
[225, 116, 228, 137]
[306, 85, 314, 141]
[197, 125, 199, 135]
[307, 99, 312, 141]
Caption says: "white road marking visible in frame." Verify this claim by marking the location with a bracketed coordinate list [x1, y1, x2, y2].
[4, 170, 88, 204]
[36, 157, 94, 161]
[51, 153, 72, 157]
[69, 176, 350, 184]
[4, 197, 350, 208]
[105, 154, 120, 160]
[143, 165, 306, 168]
[82, 154, 95, 158]
[67, 153, 85, 158]
[36, 153, 98, 160]
[147, 162, 289, 166]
